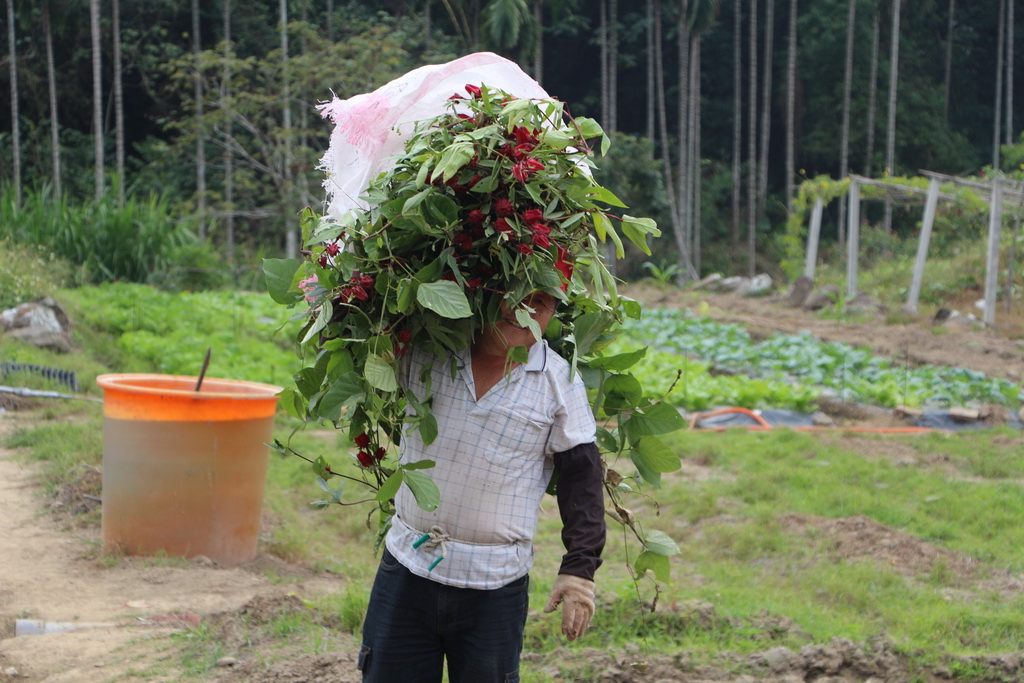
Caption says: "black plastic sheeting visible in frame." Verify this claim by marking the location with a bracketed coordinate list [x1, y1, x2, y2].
[692, 407, 1024, 431]
[912, 411, 1024, 431]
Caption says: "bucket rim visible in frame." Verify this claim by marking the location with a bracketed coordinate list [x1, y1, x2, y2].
[96, 373, 283, 399]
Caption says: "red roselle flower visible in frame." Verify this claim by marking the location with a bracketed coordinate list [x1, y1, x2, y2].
[495, 218, 514, 234]
[374, 447, 387, 463]
[325, 242, 341, 257]
[511, 158, 544, 182]
[453, 232, 474, 251]
[517, 243, 534, 255]
[466, 277, 482, 290]
[512, 126, 539, 144]
[531, 224, 552, 249]
[448, 93, 466, 100]
[494, 197, 514, 217]
[357, 450, 374, 468]
[360, 274, 374, 288]
[513, 143, 535, 160]
[355, 433, 371, 448]
[350, 285, 369, 301]
[397, 330, 412, 343]
[522, 208, 544, 224]
[468, 209, 485, 225]
[555, 244, 574, 289]
[465, 83, 482, 98]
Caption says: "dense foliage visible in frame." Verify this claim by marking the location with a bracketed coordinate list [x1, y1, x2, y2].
[2, 0, 1023, 273]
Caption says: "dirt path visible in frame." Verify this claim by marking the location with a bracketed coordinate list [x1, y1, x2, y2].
[0, 414, 352, 682]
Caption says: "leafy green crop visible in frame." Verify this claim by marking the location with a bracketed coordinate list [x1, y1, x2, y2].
[623, 309, 1022, 409]
[59, 283, 301, 386]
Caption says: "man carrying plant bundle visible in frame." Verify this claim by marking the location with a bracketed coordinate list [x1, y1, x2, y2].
[358, 285, 606, 682]
[271, 53, 665, 682]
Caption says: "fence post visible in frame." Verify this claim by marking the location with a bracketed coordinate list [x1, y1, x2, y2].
[904, 177, 941, 314]
[984, 178, 1003, 326]
[804, 197, 824, 280]
[846, 180, 861, 299]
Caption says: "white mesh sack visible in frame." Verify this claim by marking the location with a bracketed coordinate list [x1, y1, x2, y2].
[316, 52, 550, 220]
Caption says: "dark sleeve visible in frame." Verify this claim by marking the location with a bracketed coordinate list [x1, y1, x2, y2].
[553, 441, 606, 581]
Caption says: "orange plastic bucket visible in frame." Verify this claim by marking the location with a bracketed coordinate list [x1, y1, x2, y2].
[96, 374, 282, 565]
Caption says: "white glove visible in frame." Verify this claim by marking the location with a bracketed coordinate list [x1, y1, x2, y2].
[543, 574, 595, 640]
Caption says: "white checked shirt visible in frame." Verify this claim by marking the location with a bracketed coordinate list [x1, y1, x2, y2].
[385, 340, 596, 589]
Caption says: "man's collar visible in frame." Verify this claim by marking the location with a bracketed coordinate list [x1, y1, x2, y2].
[524, 339, 548, 372]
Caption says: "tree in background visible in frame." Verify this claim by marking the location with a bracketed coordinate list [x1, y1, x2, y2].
[90, 0, 103, 200]
[6, 0, 20, 207]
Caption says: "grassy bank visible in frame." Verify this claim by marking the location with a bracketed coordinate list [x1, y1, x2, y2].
[3, 283, 1024, 681]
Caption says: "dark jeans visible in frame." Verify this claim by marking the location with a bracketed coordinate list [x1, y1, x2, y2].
[358, 548, 530, 683]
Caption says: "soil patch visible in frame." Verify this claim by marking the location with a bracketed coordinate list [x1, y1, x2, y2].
[780, 513, 978, 580]
[0, 413, 347, 683]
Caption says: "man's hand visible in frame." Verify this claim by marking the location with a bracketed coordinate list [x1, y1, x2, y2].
[543, 574, 595, 640]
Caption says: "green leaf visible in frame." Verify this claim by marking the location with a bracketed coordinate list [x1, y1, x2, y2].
[401, 460, 436, 471]
[375, 471, 404, 502]
[414, 258, 443, 283]
[365, 354, 399, 392]
[262, 258, 302, 304]
[312, 456, 332, 480]
[644, 529, 680, 556]
[574, 117, 605, 139]
[622, 403, 687, 439]
[437, 142, 474, 181]
[300, 299, 333, 344]
[630, 450, 661, 487]
[588, 348, 647, 372]
[403, 187, 434, 214]
[573, 312, 613, 356]
[633, 435, 681, 473]
[587, 185, 628, 208]
[604, 373, 643, 412]
[596, 426, 620, 453]
[294, 366, 326, 398]
[621, 215, 661, 255]
[514, 308, 543, 343]
[417, 280, 473, 318]
[403, 470, 440, 511]
[634, 550, 671, 583]
[418, 412, 438, 445]
[317, 372, 365, 421]
[278, 387, 306, 420]
[396, 279, 417, 312]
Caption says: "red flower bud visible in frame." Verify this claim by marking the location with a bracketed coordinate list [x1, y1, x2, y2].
[357, 450, 374, 468]
[374, 447, 387, 462]
[360, 274, 374, 287]
[325, 242, 341, 257]
[465, 83, 482, 98]
[494, 197, 514, 217]
[517, 243, 534, 255]
[495, 218, 514, 234]
[397, 330, 412, 343]
[350, 285, 369, 301]
[468, 209, 485, 225]
[448, 93, 466, 100]
[355, 433, 371, 448]
[532, 232, 551, 249]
